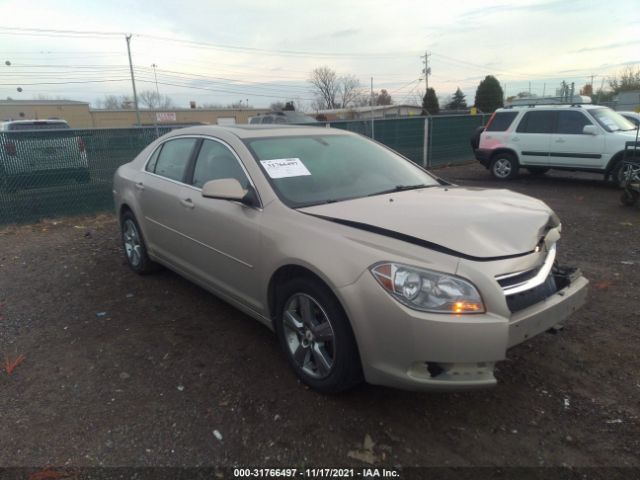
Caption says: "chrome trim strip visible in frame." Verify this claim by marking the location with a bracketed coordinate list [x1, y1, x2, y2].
[500, 244, 556, 296]
[145, 216, 253, 269]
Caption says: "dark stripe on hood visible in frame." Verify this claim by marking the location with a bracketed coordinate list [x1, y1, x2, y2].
[303, 213, 536, 262]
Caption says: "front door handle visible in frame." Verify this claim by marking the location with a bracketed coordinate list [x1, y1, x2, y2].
[180, 198, 195, 209]
[135, 182, 144, 191]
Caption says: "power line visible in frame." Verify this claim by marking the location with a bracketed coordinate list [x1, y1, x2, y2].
[0, 26, 124, 36]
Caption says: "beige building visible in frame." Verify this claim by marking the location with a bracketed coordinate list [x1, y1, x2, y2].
[0, 100, 269, 128]
[315, 104, 424, 121]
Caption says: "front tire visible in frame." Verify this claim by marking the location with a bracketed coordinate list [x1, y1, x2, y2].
[274, 276, 363, 393]
[612, 160, 640, 188]
[490, 153, 519, 180]
[120, 211, 157, 275]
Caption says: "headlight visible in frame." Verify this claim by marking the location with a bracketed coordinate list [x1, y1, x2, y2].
[370, 263, 485, 314]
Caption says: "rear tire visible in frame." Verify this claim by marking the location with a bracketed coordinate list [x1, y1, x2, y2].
[120, 211, 158, 275]
[274, 276, 363, 393]
[612, 160, 640, 188]
[490, 153, 519, 180]
[470, 126, 485, 150]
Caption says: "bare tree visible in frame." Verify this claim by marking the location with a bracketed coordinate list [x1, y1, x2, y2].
[309, 66, 340, 109]
[340, 74, 362, 108]
[609, 65, 640, 93]
[97, 95, 133, 109]
[138, 90, 174, 109]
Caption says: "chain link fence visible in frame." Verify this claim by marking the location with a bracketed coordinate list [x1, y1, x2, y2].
[1, 116, 485, 225]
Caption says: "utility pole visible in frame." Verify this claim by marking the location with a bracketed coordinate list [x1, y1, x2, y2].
[151, 63, 160, 98]
[151, 63, 160, 137]
[125, 34, 141, 126]
[596, 77, 605, 104]
[370, 77, 375, 139]
[421, 51, 431, 91]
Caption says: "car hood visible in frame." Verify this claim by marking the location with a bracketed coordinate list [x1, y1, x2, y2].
[616, 129, 640, 139]
[298, 186, 558, 260]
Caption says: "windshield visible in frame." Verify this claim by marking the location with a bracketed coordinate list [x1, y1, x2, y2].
[246, 134, 440, 207]
[588, 108, 636, 132]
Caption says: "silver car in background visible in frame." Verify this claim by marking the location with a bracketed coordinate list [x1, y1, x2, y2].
[113, 125, 588, 393]
[0, 119, 89, 191]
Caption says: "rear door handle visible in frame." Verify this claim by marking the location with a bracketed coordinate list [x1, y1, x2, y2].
[135, 182, 144, 191]
[180, 198, 195, 209]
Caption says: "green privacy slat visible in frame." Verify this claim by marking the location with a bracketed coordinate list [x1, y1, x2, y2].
[1, 119, 482, 225]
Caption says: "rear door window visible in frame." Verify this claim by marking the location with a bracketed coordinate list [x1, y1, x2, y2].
[556, 111, 592, 134]
[152, 138, 198, 182]
[486, 112, 518, 131]
[516, 111, 556, 134]
[191, 140, 249, 189]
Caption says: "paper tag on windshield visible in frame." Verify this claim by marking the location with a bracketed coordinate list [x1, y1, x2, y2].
[260, 158, 311, 179]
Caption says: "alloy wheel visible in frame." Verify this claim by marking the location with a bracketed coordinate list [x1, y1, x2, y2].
[493, 158, 512, 178]
[620, 163, 640, 183]
[282, 293, 335, 379]
[123, 219, 143, 267]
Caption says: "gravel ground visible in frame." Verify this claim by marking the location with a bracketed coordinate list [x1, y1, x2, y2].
[0, 163, 638, 470]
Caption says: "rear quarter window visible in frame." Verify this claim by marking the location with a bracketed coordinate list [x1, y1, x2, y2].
[516, 111, 555, 134]
[486, 112, 518, 132]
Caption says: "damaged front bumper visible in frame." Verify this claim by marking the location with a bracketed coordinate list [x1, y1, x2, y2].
[338, 261, 588, 392]
[507, 266, 588, 348]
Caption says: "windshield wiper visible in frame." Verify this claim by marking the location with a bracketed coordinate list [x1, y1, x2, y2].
[367, 184, 431, 197]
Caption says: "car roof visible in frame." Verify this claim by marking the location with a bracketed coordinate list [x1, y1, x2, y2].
[164, 124, 351, 140]
[498, 104, 602, 112]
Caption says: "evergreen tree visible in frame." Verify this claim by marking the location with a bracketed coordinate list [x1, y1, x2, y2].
[421, 87, 439, 115]
[474, 75, 503, 113]
[447, 88, 467, 110]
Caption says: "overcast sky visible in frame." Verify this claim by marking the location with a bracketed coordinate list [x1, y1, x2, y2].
[0, 0, 638, 110]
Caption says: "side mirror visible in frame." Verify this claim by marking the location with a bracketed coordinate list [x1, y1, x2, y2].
[582, 125, 598, 135]
[202, 178, 257, 207]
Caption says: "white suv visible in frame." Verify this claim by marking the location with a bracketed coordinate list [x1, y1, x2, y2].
[473, 103, 639, 183]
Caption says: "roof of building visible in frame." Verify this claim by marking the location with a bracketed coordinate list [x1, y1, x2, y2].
[89, 108, 269, 113]
[315, 104, 422, 114]
[0, 99, 90, 106]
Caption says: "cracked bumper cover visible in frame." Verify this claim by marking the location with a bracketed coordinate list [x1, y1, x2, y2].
[338, 268, 588, 392]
